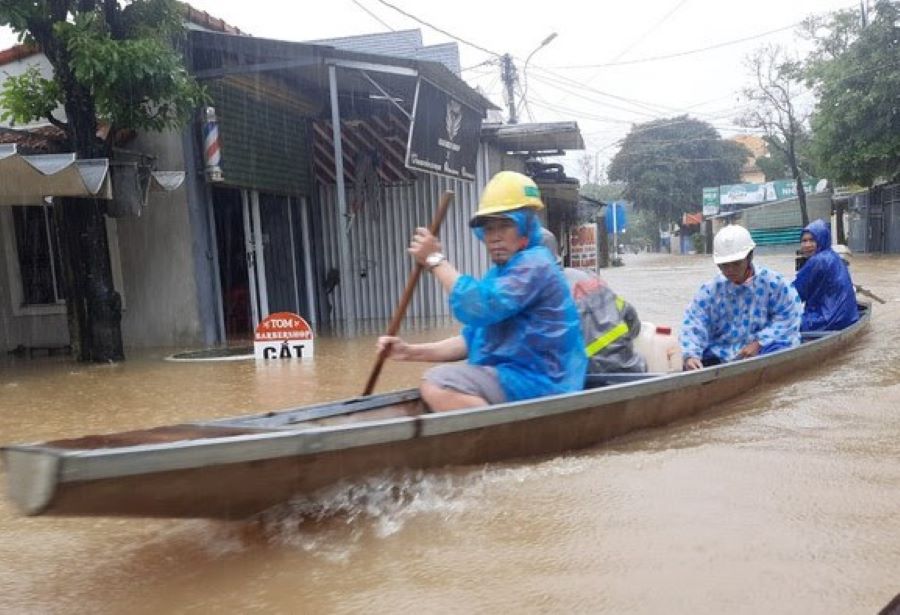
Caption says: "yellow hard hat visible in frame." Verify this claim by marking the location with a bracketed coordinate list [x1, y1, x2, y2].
[470, 171, 544, 226]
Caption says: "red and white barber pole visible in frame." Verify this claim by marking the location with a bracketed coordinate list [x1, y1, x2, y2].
[202, 106, 224, 182]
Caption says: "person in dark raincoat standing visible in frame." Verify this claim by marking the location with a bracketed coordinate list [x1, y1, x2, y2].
[377, 171, 586, 412]
[793, 219, 859, 332]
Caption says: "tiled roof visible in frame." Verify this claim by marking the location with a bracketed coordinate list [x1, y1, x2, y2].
[0, 126, 68, 154]
[0, 44, 40, 65]
[0, 3, 242, 66]
[179, 2, 243, 35]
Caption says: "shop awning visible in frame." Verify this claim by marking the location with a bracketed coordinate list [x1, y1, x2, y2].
[0, 144, 111, 205]
[0, 144, 184, 207]
[482, 122, 585, 155]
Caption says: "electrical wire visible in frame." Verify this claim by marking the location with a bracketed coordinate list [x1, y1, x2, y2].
[608, 0, 689, 64]
[372, 0, 502, 58]
[549, 24, 803, 69]
[350, 0, 396, 32]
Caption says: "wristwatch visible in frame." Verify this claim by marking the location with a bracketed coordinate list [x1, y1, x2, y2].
[425, 252, 446, 270]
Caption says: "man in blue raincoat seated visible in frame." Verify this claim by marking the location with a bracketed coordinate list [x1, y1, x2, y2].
[377, 171, 587, 412]
[793, 219, 859, 332]
[680, 224, 803, 370]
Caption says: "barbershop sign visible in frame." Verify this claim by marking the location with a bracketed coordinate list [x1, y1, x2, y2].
[254, 312, 314, 361]
[405, 78, 481, 181]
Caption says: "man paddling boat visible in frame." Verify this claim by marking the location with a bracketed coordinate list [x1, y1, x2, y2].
[377, 171, 586, 411]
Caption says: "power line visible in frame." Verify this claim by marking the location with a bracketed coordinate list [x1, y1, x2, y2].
[461, 58, 497, 72]
[526, 72, 669, 119]
[351, 0, 396, 31]
[527, 68, 758, 125]
[608, 0, 689, 63]
[372, 0, 502, 58]
[549, 23, 801, 70]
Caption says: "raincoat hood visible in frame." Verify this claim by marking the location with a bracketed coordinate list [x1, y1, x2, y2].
[472, 209, 544, 249]
[794, 219, 858, 332]
[449, 224, 587, 401]
[803, 219, 832, 253]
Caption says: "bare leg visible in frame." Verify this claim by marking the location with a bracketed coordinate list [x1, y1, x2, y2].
[420, 380, 489, 412]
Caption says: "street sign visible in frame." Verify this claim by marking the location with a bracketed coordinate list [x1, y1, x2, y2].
[604, 201, 627, 234]
[254, 312, 314, 361]
[702, 187, 720, 216]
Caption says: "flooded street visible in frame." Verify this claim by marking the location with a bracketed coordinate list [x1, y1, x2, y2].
[2, 253, 899, 614]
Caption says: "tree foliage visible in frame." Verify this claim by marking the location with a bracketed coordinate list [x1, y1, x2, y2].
[581, 180, 625, 204]
[804, 1, 900, 186]
[0, 1, 206, 362]
[607, 116, 749, 224]
[738, 44, 813, 225]
[0, 0, 205, 153]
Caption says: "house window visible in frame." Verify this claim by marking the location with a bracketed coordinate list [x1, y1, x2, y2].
[11, 204, 65, 306]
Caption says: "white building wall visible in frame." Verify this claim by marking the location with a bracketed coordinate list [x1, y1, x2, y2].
[115, 129, 203, 348]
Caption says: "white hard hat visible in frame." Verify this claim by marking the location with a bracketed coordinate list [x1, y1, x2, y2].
[713, 225, 756, 264]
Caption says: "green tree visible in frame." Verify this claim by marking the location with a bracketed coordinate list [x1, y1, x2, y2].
[739, 44, 812, 225]
[755, 134, 821, 181]
[0, 1, 206, 362]
[607, 116, 748, 227]
[804, 1, 900, 186]
[581, 180, 626, 205]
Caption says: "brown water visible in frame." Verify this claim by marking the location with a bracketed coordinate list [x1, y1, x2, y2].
[2, 253, 899, 614]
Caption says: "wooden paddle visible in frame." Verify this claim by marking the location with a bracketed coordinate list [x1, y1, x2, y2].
[362, 190, 455, 395]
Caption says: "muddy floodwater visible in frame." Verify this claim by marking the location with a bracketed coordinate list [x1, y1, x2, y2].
[2, 253, 899, 614]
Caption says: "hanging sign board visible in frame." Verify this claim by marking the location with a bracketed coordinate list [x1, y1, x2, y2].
[405, 78, 481, 181]
[254, 312, 314, 361]
[569, 223, 598, 269]
[702, 187, 720, 217]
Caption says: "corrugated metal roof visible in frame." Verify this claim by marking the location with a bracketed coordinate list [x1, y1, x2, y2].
[304, 29, 461, 75]
[482, 121, 585, 152]
[307, 29, 423, 57]
[189, 30, 497, 113]
[413, 43, 461, 75]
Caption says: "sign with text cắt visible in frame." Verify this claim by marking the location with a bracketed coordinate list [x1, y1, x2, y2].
[254, 312, 314, 361]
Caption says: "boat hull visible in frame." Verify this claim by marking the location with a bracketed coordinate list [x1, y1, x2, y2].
[3, 307, 870, 519]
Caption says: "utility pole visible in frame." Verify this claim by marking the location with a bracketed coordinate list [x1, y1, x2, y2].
[500, 53, 518, 124]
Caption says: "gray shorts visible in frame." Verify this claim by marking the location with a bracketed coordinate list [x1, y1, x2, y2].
[422, 363, 507, 405]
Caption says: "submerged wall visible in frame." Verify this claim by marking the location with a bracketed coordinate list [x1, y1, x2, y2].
[115, 130, 204, 348]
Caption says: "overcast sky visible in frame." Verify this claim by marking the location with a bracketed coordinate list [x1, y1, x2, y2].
[1, 0, 858, 181]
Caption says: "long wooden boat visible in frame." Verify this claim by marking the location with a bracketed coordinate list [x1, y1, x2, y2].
[3, 304, 870, 519]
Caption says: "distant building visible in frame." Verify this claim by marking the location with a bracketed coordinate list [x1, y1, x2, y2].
[731, 134, 768, 184]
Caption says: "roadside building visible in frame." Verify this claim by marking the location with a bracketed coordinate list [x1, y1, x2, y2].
[0, 16, 584, 354]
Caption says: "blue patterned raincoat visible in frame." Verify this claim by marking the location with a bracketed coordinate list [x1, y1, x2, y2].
[679, 264, 803, 363]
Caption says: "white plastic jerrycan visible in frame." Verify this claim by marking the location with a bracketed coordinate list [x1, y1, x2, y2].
[634, 322, 683, 373]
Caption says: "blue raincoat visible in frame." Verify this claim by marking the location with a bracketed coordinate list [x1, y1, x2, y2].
[793, 219, 859, 331]
[451, 212, 587, 401]
[680, 264, 803, 363]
